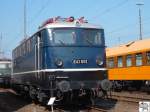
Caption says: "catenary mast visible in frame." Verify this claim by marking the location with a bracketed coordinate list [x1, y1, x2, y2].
[136, 2, 144, 40]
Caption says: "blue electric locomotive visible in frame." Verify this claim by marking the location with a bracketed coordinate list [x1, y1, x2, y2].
[12, 17, 110, 105]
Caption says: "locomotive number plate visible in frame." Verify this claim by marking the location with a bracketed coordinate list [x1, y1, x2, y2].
[73, 59, 88, 64]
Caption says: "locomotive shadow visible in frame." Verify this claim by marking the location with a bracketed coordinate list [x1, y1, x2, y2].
[94, 98, 118, 110]
[0, 90, 32, 112]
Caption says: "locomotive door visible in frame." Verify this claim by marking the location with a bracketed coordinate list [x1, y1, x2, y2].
[35, 32, 42, 75]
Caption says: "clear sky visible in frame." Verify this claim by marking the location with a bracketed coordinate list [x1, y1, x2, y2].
[0, 0, 149, 58]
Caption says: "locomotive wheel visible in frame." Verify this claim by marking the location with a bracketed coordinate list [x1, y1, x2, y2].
[29, 87, 37, 100]
[61, 91, 72, 105]
[37, 90, 48, 104]
[56, 90, 63, 101]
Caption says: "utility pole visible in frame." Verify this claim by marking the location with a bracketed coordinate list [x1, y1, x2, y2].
[136, 3, 144, 40]
[0, 33, 2, 57]
[118, 37, 121, 45]
[24, 0, 27, 38]
[0, 33, 4, 58]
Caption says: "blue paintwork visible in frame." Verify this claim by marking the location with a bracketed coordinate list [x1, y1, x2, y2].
[41, 46, 105, 69]
[12, 27, 107, 91]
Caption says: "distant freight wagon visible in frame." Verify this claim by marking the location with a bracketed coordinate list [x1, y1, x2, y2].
[0, 58, 11, 87]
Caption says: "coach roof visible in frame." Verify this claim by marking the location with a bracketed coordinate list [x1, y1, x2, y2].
[106, 38, 150, 57]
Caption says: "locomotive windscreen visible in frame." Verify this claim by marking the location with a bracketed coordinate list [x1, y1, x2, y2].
[48, 28, 104, 46]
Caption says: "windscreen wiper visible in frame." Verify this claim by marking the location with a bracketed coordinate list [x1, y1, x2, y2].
[85, 38, 93, 46]
[58, 40, 66, 46]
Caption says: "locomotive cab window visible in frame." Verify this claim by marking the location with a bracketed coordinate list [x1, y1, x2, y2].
[82, 29, 103, 45]
[146, 51, 150, 65]
[107, 57, 114, 68]
[126, 55, 132, 67]
[117, 56, 123, 67]
[52, 29, 76, 45]
[136, 53, 142, 66]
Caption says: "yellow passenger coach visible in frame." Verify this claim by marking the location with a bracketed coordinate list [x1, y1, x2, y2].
[106, 38, 150, 80]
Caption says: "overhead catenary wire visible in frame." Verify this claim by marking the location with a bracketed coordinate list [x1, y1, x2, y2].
[0, 33, 3, 57]
[3, 0, 150, 57]
[4, 0, 51, 51]
[24, 0, 27, 38]
[106, 16, 150, 36]
[28, 0, 51, 25]
[89, 0, 129, 21]
[105, 16, 150, 46]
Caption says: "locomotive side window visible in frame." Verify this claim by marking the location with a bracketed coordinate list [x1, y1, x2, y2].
[22, 43, 26, 55]
[27, 39, 31, 53]
[107, 57, 114, 68]
[146, 51, 150, 65]
[136, 53, 142, 66]
[13, 49, 17, 59]
[126, 55, 132, 67]
[117, 56, 123, 67]
[41, 29, 49, 44]
[52, 29, 76, 44]
[14, 49, 18, 58]
[19, 47, 21, 57]
[30, 35, 36, 51]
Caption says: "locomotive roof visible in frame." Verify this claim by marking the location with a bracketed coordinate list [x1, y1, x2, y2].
[40, 22, 102, 30]
[106, 38, 150, 57]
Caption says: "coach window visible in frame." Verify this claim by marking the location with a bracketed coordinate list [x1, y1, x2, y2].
[136, 53, 142, 66]
[117, 56, 123, 67]
[126, 55, 132, 67]
[107, 58, 114, 68]
[146, 51, 150, 65]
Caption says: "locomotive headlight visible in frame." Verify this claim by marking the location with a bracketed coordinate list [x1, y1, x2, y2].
[58, 81, 70, 92]
[55, 59, 63, 67]
[98, 79, 112, 91]
[96, 57, 103, 66]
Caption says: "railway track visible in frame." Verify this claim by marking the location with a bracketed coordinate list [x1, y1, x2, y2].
[54, 108, 107, 112]
[111, 91, 150, 103]
[88, 106, 108, 112]
[54, 105, 108, 112]
[54, 108, 65, 112]
[0, 88, 147, 112]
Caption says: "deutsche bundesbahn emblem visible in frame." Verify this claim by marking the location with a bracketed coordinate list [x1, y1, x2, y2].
[139, 101, 150, 112]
